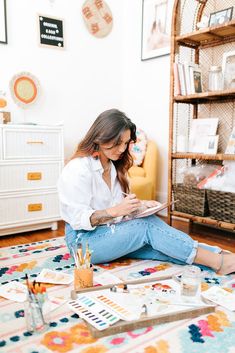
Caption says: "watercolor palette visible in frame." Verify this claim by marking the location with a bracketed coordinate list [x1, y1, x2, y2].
[68, 300, 110, 331]
[95, 293, 139, 321]
[77, 295, 120, 324]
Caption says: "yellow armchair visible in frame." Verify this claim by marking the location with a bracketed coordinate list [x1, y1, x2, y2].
[128, 140, 157, 200]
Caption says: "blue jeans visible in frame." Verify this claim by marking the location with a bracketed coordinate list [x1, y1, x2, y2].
[65, 215, 221, 265]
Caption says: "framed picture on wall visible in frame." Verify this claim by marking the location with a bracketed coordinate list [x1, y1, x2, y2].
[0, 0, 7, 44]
[141, 0, 174, 61]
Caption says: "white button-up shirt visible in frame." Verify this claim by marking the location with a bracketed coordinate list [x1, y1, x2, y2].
[57, 156, 124, 230]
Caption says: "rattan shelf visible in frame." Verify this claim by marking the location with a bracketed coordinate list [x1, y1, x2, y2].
[172, 153, 235, 161]
[171, 211, 235, 231]
[176, 19, 235, 49]
[168, 0, 235, 232]
[174, 89, 235, 104]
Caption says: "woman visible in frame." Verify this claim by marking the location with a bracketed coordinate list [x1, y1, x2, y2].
[58, 109, 235, 275]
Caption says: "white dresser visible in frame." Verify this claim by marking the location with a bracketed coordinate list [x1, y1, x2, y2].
[0, 124, 64, 236]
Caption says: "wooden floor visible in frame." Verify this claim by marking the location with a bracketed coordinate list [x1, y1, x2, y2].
[0, 218, 234, 252]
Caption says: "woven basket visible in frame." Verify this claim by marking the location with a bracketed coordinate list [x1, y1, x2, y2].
[207, 190, 235, 223]
[172, 184, 209, 217]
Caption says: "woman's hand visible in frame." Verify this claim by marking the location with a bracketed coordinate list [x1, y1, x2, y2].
[141, 200, 162, 208]
[106, 193, 142, 217]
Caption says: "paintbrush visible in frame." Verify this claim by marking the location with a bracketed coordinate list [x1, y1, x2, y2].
[77, 243, 83, 267]
[71, 246, 79, 268]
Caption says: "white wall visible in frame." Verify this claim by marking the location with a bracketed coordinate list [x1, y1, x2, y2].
[0, 0, 171, 202]
[121, 1, 170, 202]
[0, 0, 123, 159]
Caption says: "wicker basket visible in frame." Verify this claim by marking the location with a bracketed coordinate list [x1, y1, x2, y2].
[172, 184, 209, 217]
[207, 190, 235, 223]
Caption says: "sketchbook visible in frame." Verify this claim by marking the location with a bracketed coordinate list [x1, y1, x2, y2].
[124, 200, 178, 221]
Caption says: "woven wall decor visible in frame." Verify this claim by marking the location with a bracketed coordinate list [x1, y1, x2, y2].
[9, 72, 40, 108]
[82, 0, 113, 38]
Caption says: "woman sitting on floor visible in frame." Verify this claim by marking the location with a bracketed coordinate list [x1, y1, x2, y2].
[58, 109, 235, 275]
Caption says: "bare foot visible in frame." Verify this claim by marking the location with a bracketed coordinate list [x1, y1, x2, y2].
[217, 253, 235, 275]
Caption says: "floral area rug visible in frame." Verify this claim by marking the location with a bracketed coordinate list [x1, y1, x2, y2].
[1, 237, 235, 353]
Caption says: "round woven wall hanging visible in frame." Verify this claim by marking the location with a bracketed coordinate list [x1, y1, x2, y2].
[9, 72, 40, 108]
[82, 0, 113, 38]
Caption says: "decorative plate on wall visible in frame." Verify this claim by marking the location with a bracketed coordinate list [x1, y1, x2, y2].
[9, 72, 40, 108]
[82, 0, 113, 38]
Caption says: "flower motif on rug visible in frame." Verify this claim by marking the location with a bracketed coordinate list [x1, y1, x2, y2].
[53, 253, 71, 263]
[70, 323, 97, 344]
[179, 310, 235, 352]
[128, 263, 172, 279]
[41, 323, 97, 352]
[0, 261, 38, 278]
[41, 331, 73, 353]
[80, 345, 108, 353]
[98, 258, 136, 270]
[144, 339, 170, 353]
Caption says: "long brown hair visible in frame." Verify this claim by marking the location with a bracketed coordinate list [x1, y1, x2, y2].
[72, 109, 136, 192]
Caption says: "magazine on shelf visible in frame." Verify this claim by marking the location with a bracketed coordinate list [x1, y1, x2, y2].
[188, 118, 219, 153]
[184, 61, 199, 95]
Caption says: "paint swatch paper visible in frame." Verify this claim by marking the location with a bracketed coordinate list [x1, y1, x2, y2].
[43, 295, 67, 315]
[201, 286, 235, 311]
[0, 281, 27, 302]
[36, 269, 73, 285]
[94, 272, 123, 286]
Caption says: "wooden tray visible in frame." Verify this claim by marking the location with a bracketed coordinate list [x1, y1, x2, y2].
[70, 275, 216, 338]
[87, 304, 215, 338]
[71, 273, 175, 298]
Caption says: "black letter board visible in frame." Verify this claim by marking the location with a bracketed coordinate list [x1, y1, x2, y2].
[39, 15, 64, 48]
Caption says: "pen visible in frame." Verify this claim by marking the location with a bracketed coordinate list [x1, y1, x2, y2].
[122, 192, 129, 197]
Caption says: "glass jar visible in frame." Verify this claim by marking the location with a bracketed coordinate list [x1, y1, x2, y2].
[180, 265, 201, 300]
[208, 66, 223, 91]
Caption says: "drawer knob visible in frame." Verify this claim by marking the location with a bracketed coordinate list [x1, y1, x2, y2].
[27, 172, 42, 180]
[28, 203, 43, 212]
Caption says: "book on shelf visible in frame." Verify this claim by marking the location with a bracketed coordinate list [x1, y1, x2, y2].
[177, 63, 186, 95]
[174, 62, 202, 96]
[173, 62, 181, 96]
[188, 118, 219, 153]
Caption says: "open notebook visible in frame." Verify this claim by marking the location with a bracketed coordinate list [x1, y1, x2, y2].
[123, 200, 178, 221]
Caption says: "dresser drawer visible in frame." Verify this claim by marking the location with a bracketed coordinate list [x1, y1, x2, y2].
[0, 191, 60, 226]
[3, 128, 63, 160]
[0, 127, 2, 160]
[0, 161, 62, 192]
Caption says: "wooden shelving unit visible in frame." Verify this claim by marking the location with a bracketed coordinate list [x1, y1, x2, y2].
[176, 19, 235, 49]
[174, 89, 235, 104]
[172, 153, 235, 161]
[168, 0, 235, 232]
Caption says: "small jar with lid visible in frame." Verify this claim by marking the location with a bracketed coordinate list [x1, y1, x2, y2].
[208, 66, 223, 91]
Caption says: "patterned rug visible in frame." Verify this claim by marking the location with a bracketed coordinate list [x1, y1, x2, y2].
[1, 237, 235, 353]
